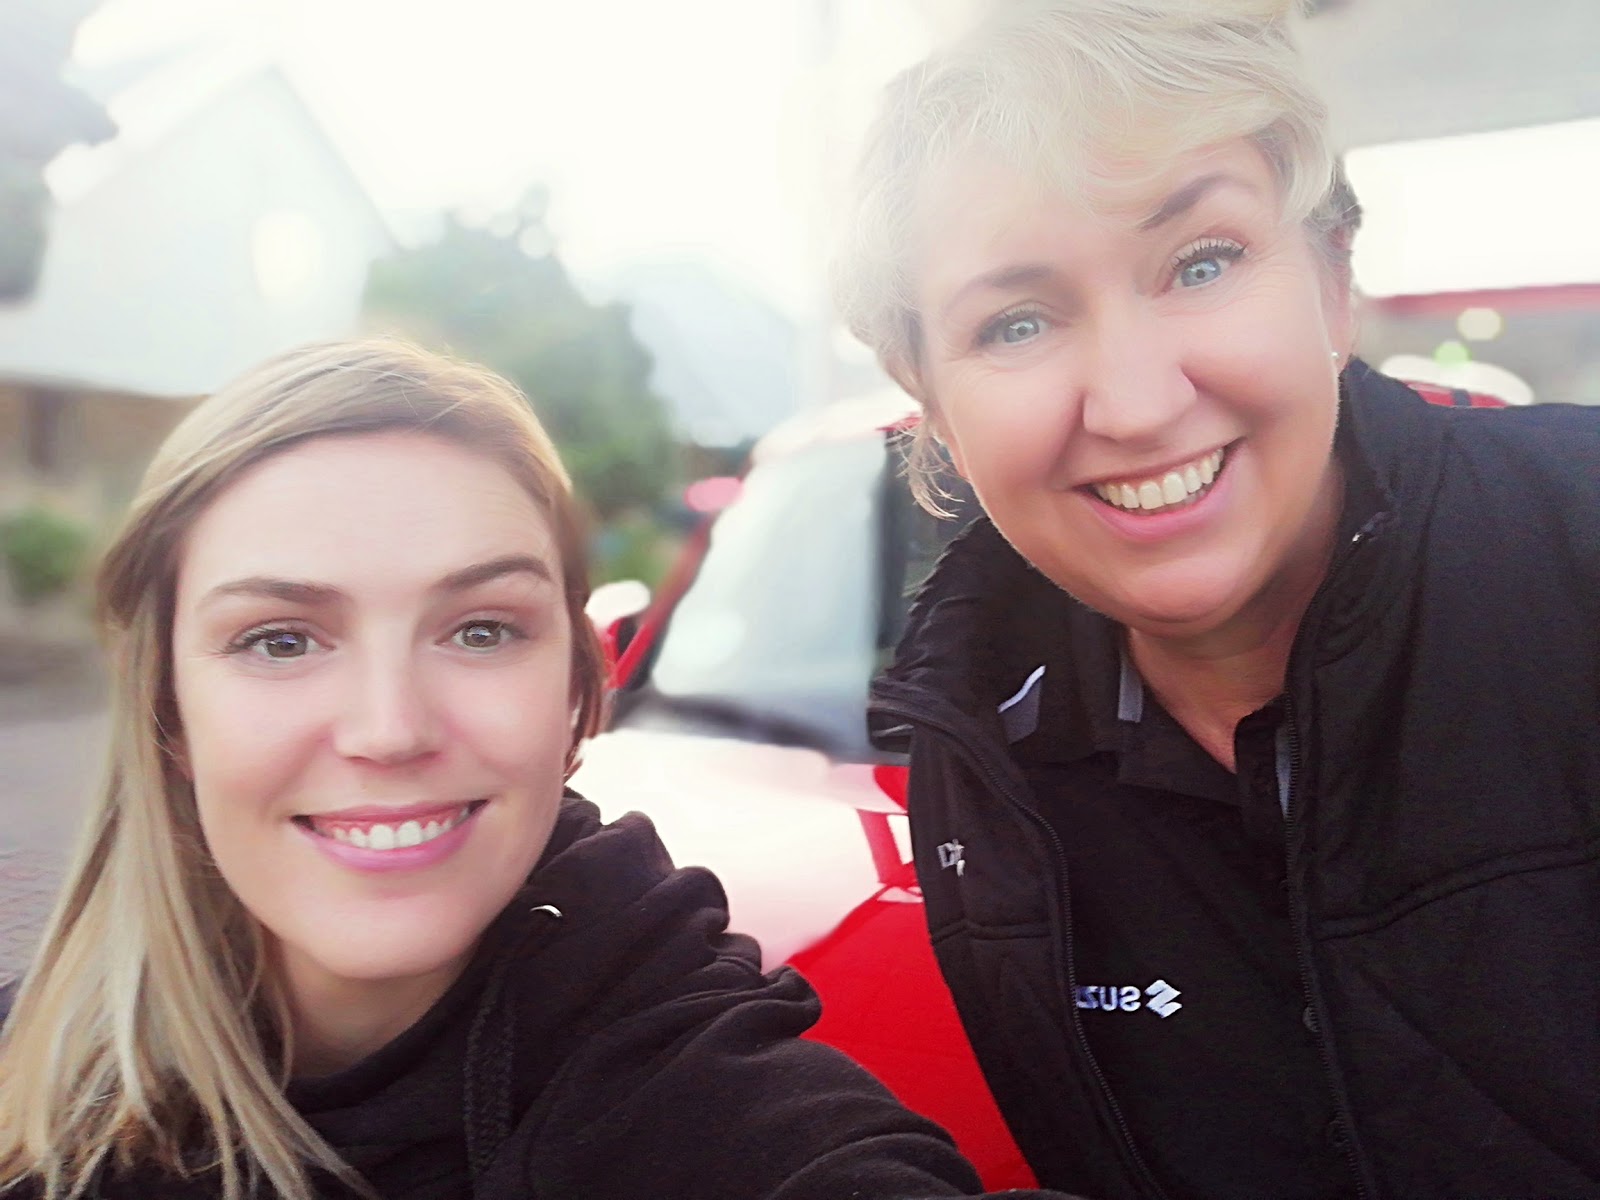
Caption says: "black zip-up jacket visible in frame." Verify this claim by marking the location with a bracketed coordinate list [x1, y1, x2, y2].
[1, 800, 1088, 1200]
[869, 363, 1600, 1200]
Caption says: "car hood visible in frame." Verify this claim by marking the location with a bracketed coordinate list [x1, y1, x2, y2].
[570, 727, 908, 968]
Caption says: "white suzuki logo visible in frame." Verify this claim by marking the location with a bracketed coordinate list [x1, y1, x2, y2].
[937, 840, 965, 876]
[1074, 979, 1183, 1018]
[1145, 979, 1182, 1019]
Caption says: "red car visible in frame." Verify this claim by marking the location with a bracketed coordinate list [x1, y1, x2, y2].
[573, 392, 1035, 1188]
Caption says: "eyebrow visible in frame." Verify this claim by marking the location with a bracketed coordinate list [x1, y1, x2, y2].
[199, 554, 556, 610]
[939, 263, 1058, 323]
[434, 554, 555, 594]
[1137, 172, 1253, 231]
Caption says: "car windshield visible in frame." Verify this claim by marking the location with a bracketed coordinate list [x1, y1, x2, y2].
[622, 428, 977, 759]
[635, 433, 885, 755]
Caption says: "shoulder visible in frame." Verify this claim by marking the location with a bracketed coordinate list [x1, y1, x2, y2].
[1348, 365, 1600, 549]
[1431, 402, 1600, 547]
[1442, 400, 1600, 484]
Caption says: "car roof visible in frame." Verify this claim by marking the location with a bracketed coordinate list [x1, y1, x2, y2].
[751, 388, 919, 467]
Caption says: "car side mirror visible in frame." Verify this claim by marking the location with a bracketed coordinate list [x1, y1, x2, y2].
[586, 579, 652, 676]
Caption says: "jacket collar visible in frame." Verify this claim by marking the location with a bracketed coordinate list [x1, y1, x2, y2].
[873, 360, 1451, 741]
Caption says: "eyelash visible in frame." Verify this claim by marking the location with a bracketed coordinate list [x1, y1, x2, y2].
[973, 236, 1247, 350]
[976, 307, 1044, 349]
[224, 623, 317, 658]
[1169, 237, 1245, 286]
[221, 617, 528, 660]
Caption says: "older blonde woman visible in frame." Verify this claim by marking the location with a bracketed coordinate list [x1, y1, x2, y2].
[0, 340, 1087, 1200]
[839, 2, 1600, 1198]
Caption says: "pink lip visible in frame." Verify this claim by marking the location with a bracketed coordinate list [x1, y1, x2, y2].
[1082, 442, 1239, 545]
[297, 802, 485, 874]
[300, 800, 469, 828]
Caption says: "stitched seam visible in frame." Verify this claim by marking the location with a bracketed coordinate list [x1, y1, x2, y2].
[1317, 837, 1600, 939]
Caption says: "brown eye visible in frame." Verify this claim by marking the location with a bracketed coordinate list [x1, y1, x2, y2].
[243, 629, 312, 659]
[454, 620, 508, 651]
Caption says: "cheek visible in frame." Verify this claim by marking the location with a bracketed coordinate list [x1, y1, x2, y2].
[174, 664, 321, 820]
[443, 661, 576, 779]
[938, 367, 1071, 484]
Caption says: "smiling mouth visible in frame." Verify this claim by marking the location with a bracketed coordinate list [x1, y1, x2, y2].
[1087, 443, 1235, 515]
[293, 800, 487, 851]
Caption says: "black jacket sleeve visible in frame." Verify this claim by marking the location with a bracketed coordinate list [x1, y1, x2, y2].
[509, 954, 1084, 1200]
[475, 814, 1088, 1200]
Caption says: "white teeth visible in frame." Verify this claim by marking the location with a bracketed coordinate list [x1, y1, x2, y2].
[1094, 447, 1228, 513]
[309, 804, 477, 852]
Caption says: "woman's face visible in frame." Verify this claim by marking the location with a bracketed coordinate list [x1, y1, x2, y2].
[170, 431, 574, 1043]
[909, 139, 1353, 643]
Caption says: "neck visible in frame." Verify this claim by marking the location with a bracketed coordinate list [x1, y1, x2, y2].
[1127, 466, 1344, 770]
[1127, 608, 1300, 770]
[276, 946, 472, 1078]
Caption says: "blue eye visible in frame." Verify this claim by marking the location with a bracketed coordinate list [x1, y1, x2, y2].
[981, 311, 1046, 347]
[1179, 258, 1224, 287]
[1173, 239, 1244, 289]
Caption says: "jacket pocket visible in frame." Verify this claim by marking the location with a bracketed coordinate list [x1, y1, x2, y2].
[1312, 853, 1600, 1200]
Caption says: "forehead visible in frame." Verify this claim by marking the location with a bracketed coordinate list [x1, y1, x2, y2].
[177, 431, 559, 593]
[910, 138, 1280, 283]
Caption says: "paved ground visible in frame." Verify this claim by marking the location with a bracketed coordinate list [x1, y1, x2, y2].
[0, 682, 105, 985]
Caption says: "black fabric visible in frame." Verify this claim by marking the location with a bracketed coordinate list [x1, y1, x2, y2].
[871, 361, 1600, 1200]
[1012, 611, 1347, 1200]
[44, 799, 1089, 1200]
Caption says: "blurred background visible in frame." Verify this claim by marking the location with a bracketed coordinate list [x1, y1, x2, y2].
[1, 0, 1596, 979]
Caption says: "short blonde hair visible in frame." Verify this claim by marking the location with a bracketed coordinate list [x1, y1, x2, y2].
[836, 0, 1354, 381]
[0, 339, 606, 1200]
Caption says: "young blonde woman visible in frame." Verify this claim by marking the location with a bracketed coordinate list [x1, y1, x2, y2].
[0, 340, 1085, 1200]
[838, 1, 1600, 1198]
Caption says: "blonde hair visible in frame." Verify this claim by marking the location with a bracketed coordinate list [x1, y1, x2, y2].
[0, 339, 607, 1200]
[834, 0, 1358, 510]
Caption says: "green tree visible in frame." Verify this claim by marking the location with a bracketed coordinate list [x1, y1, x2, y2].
[363, 193, 677, 525]
[0, 1, 115, 301]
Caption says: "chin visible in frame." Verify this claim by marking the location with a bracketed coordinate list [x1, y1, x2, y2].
[1103, 573, 1252, 640]
[319, 941, 475, 988]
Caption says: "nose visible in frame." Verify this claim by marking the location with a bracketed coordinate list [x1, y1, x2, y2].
[1077, 306, 1195, 446]
[332, 650, 442, 767]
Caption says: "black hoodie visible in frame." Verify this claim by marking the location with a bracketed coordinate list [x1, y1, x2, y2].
[3, 799, 1088, 1200]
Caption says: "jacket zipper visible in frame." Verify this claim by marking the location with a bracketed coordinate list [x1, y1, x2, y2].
[1281, 515, 1388, 1200]
[875, 700, 1172, 1200]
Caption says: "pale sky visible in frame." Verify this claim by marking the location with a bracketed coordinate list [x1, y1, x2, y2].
[68, 0, 1595, 313]
[71, 0, 941, 316]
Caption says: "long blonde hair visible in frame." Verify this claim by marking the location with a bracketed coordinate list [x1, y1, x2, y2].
[0, 339, 607, 1200]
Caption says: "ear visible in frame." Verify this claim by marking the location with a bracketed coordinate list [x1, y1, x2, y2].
[884, 352, 923, 404]
[886, 356, 970, 479]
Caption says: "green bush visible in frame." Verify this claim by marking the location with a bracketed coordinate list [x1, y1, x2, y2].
[0, 506, 92, 605]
